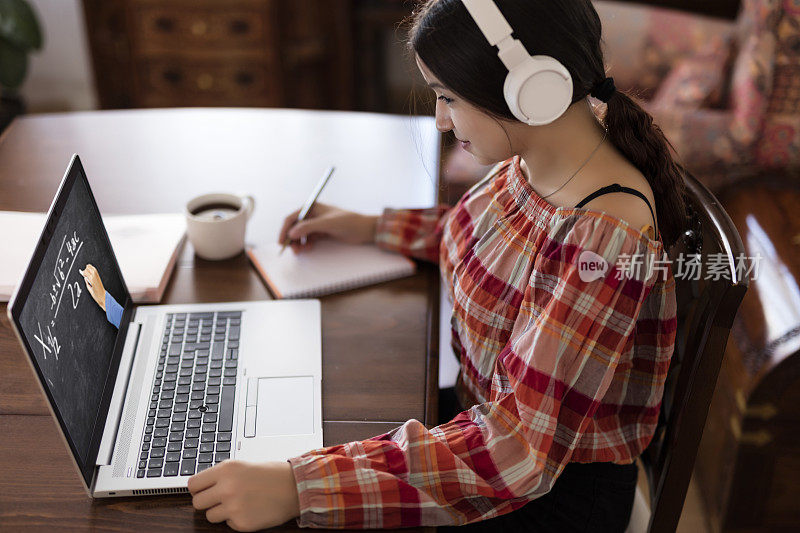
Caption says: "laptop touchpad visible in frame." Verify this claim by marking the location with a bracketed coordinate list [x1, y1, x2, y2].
[255, 376, 314, 436]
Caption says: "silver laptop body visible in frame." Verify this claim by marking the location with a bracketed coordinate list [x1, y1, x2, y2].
[6, 155, 322, 497]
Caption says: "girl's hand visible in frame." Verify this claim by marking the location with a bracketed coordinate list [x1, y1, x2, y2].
[80, 264, 106, 311]
[278, 202, 378, 253]
[188, 460, 301, 532]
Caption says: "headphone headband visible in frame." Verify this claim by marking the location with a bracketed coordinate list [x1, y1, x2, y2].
[460, 0, 574, 126]
[462, 0, 529, 71]
[461, 0, 512, 46]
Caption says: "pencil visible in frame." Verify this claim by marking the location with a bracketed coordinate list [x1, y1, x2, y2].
[280, 165, 336, 255]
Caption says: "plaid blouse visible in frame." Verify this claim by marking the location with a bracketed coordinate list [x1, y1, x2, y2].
[288, 155, 677, 528]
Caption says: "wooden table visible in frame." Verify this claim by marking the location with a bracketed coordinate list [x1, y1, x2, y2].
[0, 109, 441, 531]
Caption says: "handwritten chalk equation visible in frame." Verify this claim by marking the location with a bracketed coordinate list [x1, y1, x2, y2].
[33, 320, 60, 361]
[37, 230, 84, 362]
[49, 231, 83, 318]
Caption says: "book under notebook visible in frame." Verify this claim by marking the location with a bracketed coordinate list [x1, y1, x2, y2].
[246, 240, 417, 299]
[1, 210, 186, 303]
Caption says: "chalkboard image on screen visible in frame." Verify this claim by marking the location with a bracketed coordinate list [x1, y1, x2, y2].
[9, 155, 131, 485]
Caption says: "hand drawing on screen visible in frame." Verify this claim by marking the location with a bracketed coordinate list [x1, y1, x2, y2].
[79, 263, 122, 329]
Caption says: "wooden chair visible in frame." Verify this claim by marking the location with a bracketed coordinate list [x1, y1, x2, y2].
[633, 171, 750, 532]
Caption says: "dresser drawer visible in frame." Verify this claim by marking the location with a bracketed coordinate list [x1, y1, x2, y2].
[132, 5, 273, 53]
[84, 0, 353, 110]
[137, 59, 281, 107]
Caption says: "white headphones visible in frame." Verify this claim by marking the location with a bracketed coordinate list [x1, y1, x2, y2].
[461, 0, 574, 126]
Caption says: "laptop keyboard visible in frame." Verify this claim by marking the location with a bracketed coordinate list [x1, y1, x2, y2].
[137, 311, 241, 479]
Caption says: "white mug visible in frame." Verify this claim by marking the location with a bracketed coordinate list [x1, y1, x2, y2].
[185, 192, 255, 260]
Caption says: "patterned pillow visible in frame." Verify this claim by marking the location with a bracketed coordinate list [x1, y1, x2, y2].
[649, 35, 734, 110]
[636, 7, 736, 100]
[650, 57, 725, 109]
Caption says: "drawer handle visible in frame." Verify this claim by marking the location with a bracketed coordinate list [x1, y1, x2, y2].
[729, 416, 772, 446]
[230, 20, 250, 34]
[162, 69, 182, 84]
[191, 20, 208, 36]
[735, 389, 778, 420]
[235, 72, 254, 86]
[197, 74, 214, 90]
[155, 17, 175, 32]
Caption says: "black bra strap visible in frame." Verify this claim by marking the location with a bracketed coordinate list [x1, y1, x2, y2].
[575, 183, 659, 239]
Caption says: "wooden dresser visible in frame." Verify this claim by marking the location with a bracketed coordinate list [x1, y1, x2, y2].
[81, 0, 354, 110]
[693, 175, 800, 532]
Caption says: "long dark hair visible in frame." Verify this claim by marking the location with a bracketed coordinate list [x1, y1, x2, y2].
[406, 0, 688, 248]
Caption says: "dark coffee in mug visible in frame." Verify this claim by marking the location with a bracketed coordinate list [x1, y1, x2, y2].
[190, 202, 241, 221]
[185, 192, 255, 260]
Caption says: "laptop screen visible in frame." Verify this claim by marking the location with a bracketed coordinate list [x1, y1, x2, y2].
[7, 155, 132, 488]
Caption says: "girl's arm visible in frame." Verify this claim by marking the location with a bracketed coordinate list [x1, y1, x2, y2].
[374, 205, 452, 264]
[277, 202, 451, 264]
[374, 160, 507, 264]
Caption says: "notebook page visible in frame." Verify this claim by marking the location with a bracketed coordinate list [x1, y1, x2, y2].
[247, 240, 416, 299]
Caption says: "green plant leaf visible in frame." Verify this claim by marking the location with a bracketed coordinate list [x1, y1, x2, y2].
[0, 38, 27, 88]
[0, 0, 43, 51]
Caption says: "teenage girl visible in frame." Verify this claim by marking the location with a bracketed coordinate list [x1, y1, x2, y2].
[187, 1, 686, 531]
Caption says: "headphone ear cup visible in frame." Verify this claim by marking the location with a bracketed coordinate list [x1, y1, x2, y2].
[503, 55, 573, 126]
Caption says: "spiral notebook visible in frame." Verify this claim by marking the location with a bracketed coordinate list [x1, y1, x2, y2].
[246, 240, 417, 299]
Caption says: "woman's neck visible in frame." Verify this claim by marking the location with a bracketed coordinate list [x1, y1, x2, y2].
[516, 99, 609, 196]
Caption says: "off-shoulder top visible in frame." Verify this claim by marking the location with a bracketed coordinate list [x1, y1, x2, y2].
[288, 155, 677, 529]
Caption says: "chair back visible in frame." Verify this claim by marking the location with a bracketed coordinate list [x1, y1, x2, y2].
[640, 172, 749, 533]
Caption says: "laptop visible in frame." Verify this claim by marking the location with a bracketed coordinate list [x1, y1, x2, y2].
[6, 154, 323, 497]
